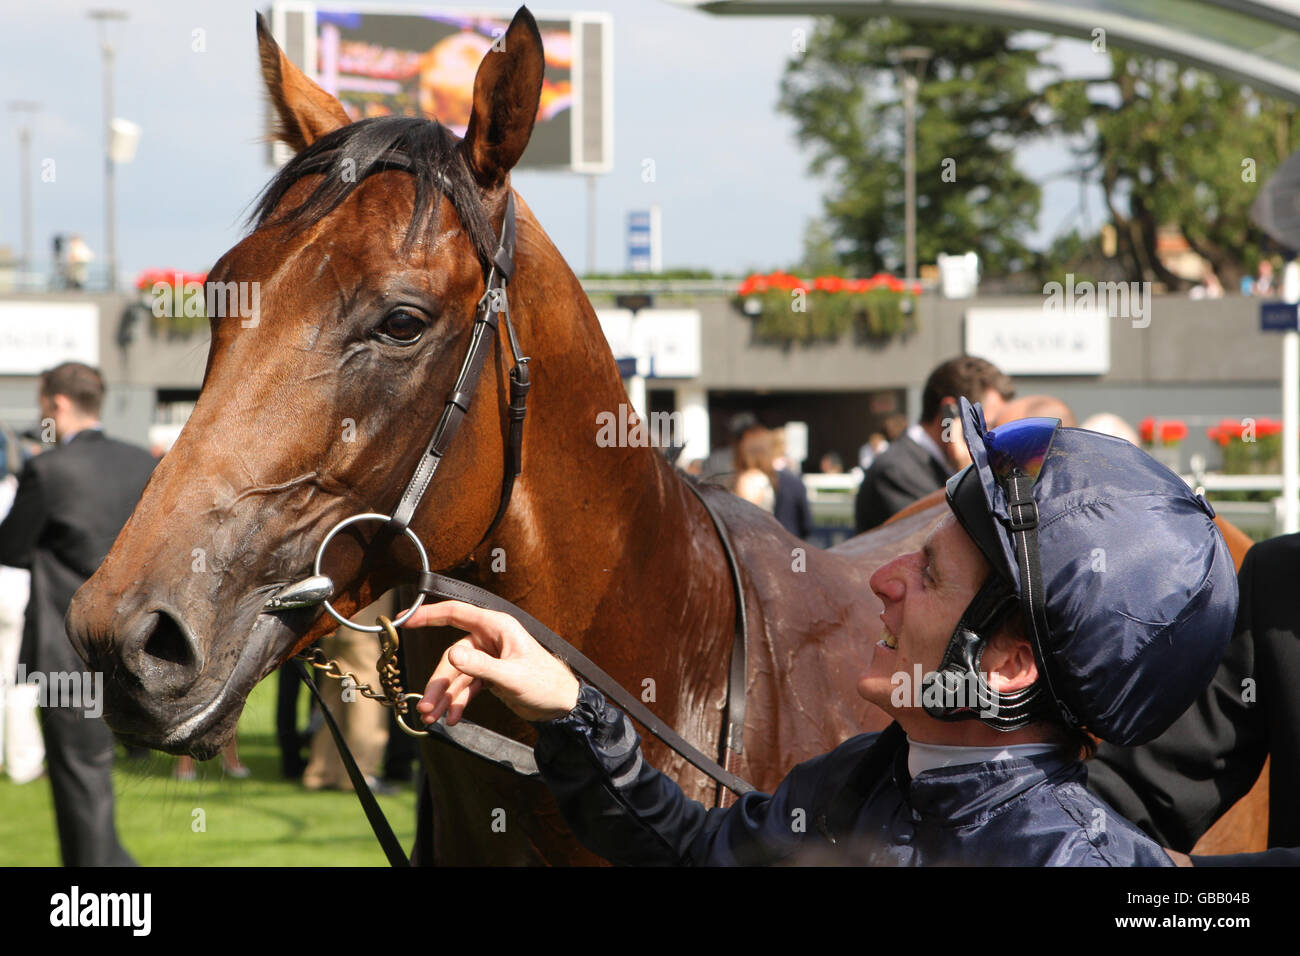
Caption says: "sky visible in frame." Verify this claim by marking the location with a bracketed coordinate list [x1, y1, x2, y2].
[0, 0, 1108, 284]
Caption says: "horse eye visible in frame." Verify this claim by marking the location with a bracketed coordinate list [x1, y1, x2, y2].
[376, 310, 426, 343]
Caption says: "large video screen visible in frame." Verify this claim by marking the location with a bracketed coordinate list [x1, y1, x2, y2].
[302, 6, 578, 169]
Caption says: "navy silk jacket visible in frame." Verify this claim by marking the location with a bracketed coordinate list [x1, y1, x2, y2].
[534, 684, 1174, 867]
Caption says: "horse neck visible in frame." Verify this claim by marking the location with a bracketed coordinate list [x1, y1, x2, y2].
[467, 239, 733, 655]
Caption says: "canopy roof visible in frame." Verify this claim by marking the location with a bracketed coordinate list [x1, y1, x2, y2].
[672, 1, 1300, 102]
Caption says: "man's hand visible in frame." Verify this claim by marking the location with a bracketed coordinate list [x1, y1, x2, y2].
[405, 600, 580, 725]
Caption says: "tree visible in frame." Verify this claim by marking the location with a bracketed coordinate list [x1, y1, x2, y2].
[1049, 53, 1298, 289]
[779, 18, 1052, 277]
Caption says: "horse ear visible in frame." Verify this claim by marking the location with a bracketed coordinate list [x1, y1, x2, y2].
[461, 6, 545, 190]
[256, 12, 351, 152]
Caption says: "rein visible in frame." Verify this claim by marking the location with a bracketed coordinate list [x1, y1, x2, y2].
[267, 180, 755, 864]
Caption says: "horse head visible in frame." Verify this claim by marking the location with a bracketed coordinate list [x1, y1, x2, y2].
[67, 7, 561, 759]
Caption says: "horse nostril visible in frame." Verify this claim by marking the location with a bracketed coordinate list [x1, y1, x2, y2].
[141, 611, 199, 671]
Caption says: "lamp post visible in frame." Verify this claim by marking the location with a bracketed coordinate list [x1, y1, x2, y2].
[893, 46, 931, 283]
[89, 9, 127, 291]
[8, 100, 39, 278]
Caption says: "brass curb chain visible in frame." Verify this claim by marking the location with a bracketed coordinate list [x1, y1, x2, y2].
[295, 614, 409, 716]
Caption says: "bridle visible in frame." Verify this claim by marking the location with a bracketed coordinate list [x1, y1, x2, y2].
[262, 171, 755, 864]
[272, 187, 530, 634]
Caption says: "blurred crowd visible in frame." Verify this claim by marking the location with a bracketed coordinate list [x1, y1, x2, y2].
[0, 362, 416, 868]
[695, 355, 1141, 544]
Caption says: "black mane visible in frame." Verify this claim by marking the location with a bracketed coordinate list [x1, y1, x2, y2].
[250, 116, 496, 270]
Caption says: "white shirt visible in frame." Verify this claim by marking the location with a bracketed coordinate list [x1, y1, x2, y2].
[906, 423, 951, 474]
[906, 737, 1059, 779]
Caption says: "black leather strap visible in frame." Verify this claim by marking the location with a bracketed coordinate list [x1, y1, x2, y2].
[295, 659, 410, 867]
[683, 480, 749, 758]
[417, 711, 540, 777]
[390, 191, 525, 536]
[413, 570, 756, 796]
[1006, 471, 1078, 728]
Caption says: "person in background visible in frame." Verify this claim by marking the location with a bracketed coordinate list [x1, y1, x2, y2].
[64, 235, 93, 290]
[701, 412, 762, 481]
[1080, 412, 1140, 445]
[731, 426, 775, 513]
[993, 395, 1076, 429]
[301, 591, 398, 794]
[857, 432, 887, 472]
[1255, 259, 1275, 297]
[0, 424, 44, 785]
[0, 363, 155, 865]
[769, 427, 813, 541]
[1088, 531, 1300, 859]
[819, 451, 844, 474]
[854, 356, 1014, 534]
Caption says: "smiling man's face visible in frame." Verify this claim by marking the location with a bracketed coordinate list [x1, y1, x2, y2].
[859, 514, 992, 727]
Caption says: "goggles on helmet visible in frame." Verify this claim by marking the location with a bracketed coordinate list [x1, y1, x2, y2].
[928, 415, 1072, 731]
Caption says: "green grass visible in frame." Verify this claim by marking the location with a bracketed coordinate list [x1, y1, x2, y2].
[0, 676, 417, 866]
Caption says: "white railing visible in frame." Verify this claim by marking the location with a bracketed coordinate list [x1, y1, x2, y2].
[801, 470, 1291, 542]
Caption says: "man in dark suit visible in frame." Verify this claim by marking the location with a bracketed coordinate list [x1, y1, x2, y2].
[854, 356, 1014, 533]
[0, 362, 155, 866]
[1088, 531, 1300, 855]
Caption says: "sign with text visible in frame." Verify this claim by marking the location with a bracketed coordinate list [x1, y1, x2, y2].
[595, 308, 700, 379]
[1260, 301, 1299, 332]
[964, 308, 1109, 375]
[0, 302, 99, 374]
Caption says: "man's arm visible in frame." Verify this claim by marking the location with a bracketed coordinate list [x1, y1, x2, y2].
[408, 600, 830, 866]
[534, 682, 827, 866]
[0, 459, 46, 569]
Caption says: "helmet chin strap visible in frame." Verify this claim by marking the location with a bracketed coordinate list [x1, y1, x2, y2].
[921, 575, 1047, 731]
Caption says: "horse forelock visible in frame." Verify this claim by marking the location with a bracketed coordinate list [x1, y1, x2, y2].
[250, 116, 498, 273]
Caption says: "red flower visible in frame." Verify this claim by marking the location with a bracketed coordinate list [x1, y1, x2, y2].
[1138, 417, 1155, 444]
[1256, 418, 1283, 438]
[1159, 421, 1187, 444]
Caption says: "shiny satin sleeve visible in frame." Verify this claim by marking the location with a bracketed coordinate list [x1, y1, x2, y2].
[533, 683, 831, 866]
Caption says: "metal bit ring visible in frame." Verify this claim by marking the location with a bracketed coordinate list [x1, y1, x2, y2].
[396, 693, 432, 738]
[313, 513, 428, 633]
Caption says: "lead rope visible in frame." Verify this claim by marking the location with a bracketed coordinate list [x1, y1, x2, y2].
[293, 630, 410, 867]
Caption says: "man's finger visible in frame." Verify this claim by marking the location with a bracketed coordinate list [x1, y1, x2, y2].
[447, 643, 508, 685]
[446, 678, 483, 726]
[404, 600, 511, 644]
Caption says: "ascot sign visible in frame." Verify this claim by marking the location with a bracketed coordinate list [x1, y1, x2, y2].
[0, 302, 99, 374]
[964, 305, 1110, 376]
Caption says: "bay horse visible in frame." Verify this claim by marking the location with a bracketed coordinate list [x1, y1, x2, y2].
[67, 7, 1264, 863]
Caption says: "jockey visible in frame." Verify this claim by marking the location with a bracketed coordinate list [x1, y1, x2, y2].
[410, 398, 1238, 865]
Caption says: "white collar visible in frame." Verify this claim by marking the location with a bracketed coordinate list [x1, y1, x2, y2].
[906, 423, 951, 474]
[906, 737, 1059, 778]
